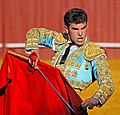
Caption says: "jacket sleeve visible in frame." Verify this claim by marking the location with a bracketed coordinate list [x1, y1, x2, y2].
[25, 28, 67, 54]
[92, 55, 114, 106]
[84, 42, 114, 107]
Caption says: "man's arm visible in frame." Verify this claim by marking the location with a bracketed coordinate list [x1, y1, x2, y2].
[81, 55, 114, 109]
[82, 43, 114, 109]
[25, 28, 67, 67]
[25, 28, 67, 54]
[91, 55, 114, 106]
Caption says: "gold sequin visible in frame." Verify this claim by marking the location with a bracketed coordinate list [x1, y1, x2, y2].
[72, 52, 79, 58]
[69, 80, 75, 86]
[75, 62, 81, 69]
[65, 69, 71, 77]
[59, 64, 65, 72]
[75, 81, 81, 87]
[68, 59, 74, 66]
[71, 70, 78, 78]
[85, 60, 89, 69]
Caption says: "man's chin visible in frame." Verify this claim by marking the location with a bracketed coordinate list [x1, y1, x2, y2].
[76, 42, 84, 46]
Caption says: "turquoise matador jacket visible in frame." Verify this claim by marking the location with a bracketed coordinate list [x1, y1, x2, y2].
[25, 28, 114, 107]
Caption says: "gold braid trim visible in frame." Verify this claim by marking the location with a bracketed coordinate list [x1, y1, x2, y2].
[84, 42, 105, 61]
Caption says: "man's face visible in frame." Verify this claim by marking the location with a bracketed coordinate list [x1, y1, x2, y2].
[66, 22, 88, 46]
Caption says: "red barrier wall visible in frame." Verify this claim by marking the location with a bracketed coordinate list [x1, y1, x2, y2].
[0, 0, 120, 59]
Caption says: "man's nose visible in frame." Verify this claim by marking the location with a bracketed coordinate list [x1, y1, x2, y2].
[78, 29, 82, 36]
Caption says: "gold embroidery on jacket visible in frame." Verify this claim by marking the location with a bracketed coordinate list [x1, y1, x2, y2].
[75, 81, 81, 87]
[72, 52, 79, 58]
[26, 28, 67, 51]
[85, 60, 89, 69]
[55, 34, 67, 43]
[26, 28, 39, 38]
[55, 45, 58, 51]
[75, 62, 81, 69]
[26, 28, 39, 49]
[71, 70, 78, 78]
[59, 64, 65, 72]
[64, 68, 71, 77]
[84, 42, 105, 61]
[68, 59, 74, 67]
[69, 80, 92, 92]
[93, 55, 114, 105]
[69, 80, 75, 86]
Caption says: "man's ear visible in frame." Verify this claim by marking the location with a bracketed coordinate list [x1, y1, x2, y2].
[64, 25, 69, 33]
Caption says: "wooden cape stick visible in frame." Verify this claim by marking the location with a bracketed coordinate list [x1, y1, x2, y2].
[8, 50, 75, 114]
[8, 50, 28, 61]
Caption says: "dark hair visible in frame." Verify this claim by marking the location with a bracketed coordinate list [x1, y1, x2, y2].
[64, 8, 88, 27]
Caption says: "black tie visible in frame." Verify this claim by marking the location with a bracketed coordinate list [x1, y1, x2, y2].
[60, 43, 72, 64]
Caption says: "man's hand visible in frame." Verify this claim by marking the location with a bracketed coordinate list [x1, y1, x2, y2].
[81, 98, 99, 109]
[29, 50, 39, 69]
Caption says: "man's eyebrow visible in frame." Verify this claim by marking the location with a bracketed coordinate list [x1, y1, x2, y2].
[71, 27, 79, 30]
[81, 25, 87, 30]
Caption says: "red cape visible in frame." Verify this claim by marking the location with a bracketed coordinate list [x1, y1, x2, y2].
[0, 50, 87, 115]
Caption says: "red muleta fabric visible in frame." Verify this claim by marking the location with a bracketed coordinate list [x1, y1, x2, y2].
[0, 50, 87, 115]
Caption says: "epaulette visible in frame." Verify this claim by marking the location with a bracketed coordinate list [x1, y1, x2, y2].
[55, 33, 67, 44]
[84, 42, 105, 61]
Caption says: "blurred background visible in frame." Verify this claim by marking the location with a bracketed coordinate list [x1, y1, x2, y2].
[0, 0, 120, 114]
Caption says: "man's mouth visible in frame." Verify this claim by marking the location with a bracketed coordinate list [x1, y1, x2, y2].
[77, 37, 83, 42]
